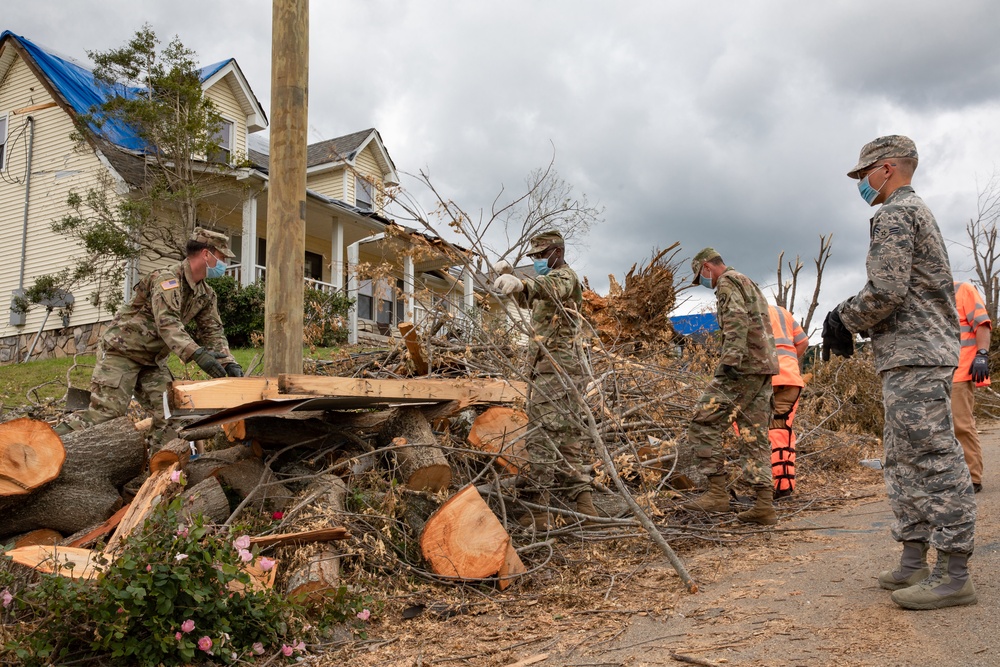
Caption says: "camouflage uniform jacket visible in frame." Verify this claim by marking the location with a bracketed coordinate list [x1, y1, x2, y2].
[715, 268, 779, 377]
[101, 259, 235, 367]
[837, 186, 959, 373]
[515, 265, 585, 373]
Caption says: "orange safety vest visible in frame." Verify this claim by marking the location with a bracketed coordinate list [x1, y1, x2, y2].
[767, 306, 806, 496]
[953, 282, 991, 386]
[768, 305, 806, 388]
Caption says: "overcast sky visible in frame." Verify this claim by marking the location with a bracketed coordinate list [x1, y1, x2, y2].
[7, 1, 1000, 332]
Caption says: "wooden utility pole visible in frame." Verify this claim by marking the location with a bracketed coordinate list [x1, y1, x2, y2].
[264, 0, 308, 375]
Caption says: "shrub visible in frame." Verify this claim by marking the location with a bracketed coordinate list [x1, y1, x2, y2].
[304, 287, 353, 347]
[207, 276, 266, 348]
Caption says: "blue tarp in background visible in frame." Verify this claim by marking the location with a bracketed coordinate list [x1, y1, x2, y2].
[669, 312, 719, 336]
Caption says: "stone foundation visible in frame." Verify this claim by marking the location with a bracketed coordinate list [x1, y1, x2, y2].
[0, 321, 108, 364]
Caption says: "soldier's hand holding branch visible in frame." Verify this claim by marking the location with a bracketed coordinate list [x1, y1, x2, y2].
[492, 260, 514, 276]
[494, 274, 523, 295]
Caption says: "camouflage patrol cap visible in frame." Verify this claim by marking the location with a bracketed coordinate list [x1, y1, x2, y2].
[847, 135, 919, 179]
[527, 230, 565, 256]
[192, 227, 235, 258]
[690, 247, 722, 285]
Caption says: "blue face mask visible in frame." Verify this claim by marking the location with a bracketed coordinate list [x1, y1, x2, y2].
[699, 274, 713, 289]
[533, 258, 551, 276]
[857, 167, 886, 206]
[205, 253, 227, 279]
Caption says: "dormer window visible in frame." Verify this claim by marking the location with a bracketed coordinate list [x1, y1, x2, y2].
[209, 119, 233, 164]
[356, 175, 373, 211]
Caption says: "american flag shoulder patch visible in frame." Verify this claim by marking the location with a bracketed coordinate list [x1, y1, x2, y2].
[160, 278, 180, 290]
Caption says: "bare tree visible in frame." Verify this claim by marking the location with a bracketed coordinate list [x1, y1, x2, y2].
[966, 171, 1000, 322]
[773, 251, 803, 313]
[801, 234, 832, 336]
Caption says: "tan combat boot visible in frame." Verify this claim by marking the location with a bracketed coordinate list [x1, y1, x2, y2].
[681, 475, 731, 513]
[891, 551, 978, 610]
[518, 491, 552, 531]
[737, 485, 777, 525]
[575, 490, 599, 526]
[878, 541, 930, 591]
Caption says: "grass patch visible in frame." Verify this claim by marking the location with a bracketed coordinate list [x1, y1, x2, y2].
[0, 347, 345, 411]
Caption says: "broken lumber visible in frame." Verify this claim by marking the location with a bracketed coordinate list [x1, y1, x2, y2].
[105, 464, 178, 555]
[378, 408, 452, 492]
[0, 417, 145, 538]
[6, 545, 103, 580]
[248, 527, 349, 549]
[467, 407, 530, 475]
[0, 418, 65, 495]
[420, 485, 516, 583]
[66, 505, 131, 548]
[279, 374, 527, 408]
[284, 474, 346, 602]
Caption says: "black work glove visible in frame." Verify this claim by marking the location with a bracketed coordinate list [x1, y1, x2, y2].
[192, 347, 226, 378]
[821, 309, 854, 361]
[225, 362, 244, 378]
[722, 364, 740, 381]
[971, 349, 990, 384]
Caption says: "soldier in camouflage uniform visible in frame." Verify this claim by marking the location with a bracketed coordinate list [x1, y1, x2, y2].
[825, 135, 977, 610]
[493, 230, 597, 527]
[681, 248, 780, 525]
[55, 228, 243, 447]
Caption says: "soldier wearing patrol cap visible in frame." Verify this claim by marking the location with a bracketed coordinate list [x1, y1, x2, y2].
[826, 135, 977, 610]
[493, 229, 597, 527]
[55, 228, 242, 447]
[681, 248, 779, 525]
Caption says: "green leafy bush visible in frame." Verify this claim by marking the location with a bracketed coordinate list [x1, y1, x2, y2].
[2, 496, 303, 666]
[304, 287, 354, 347]
[207, 276, 266, 348]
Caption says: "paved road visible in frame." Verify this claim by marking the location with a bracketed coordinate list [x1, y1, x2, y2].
[600, 422, 1000, 667]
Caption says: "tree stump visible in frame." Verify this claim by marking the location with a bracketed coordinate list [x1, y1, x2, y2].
[283, 474, 347, 603]
[0, 418, 65, 495]
[378, 408, 452, 492]
[217, 459, 292, 513]
[467, 407, 530, 475]
[0, 417, 144, 538]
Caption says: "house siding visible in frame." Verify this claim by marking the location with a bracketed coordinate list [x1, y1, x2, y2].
[306, 167, 345, 200]
[203, 75, 247, 159]
[355, 145, 384, 212]
[0, 53, 120, 346]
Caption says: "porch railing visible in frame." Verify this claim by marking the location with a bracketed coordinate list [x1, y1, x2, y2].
[223, 263, 339, 294]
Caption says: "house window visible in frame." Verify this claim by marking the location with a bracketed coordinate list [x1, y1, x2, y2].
[355, 175, 373, 211]
[209, 119, 233, 164]
[304, 251, 323, 281]
[395, 278, 405, 323]
[357, 279, 374, 320]
[376, 281, 394, 327]
[0, 114, 7, 170]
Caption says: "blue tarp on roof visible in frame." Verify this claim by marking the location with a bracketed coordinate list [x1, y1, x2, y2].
[669, 313, 719, 336]
[2, 32, 236, 154]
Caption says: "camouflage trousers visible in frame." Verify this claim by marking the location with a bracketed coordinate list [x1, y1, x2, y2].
[63, 346, 173, 447]
[882, 366, 976, 554]
[524, 370, 592, 500]
[686, 374, 773, 487]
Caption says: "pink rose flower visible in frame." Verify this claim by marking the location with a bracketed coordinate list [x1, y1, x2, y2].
[146, 564, 152, 572]
[238, 548, 253, 563]
[198, 636, 213, 652]
[175, 632, 182, 641]
[293, 640, 306, 652]
[233, 535, 251, 550]
[356, 608, 371, 621]
[259, 557, 275, 572]
[176, 525, 189, 538]
[281, 644, 293, 657]
[170, 470, 182, 483]
[181, 619, 195, 633]
[1, 589, 12, 608]
[252, 642, 265, 655]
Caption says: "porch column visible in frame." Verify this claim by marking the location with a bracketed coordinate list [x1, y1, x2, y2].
[403, 255, 415, 322]
[331, 216, 344, 291]
[347, 240, 359, 345]
[241, 194, 258, 286]
[463, 268, 474, 314]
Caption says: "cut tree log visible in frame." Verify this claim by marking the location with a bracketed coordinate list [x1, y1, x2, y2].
[184, 443, 261, 487]
[284, 474, 347, 602]
[377, 408, 452, 492]
[217, 459, 292, 512]
[180, 476, 231, 523]
[497, 541, 528, 591]
[420, 485, 516, 583]
[0, 418, 66, 495]
[467, 407, 530, 475]
[6, 545, 103, 580]
[66, 505, 131, 548]
[149, 439, 193, 474]
[13, 528, 62, 549]
[0, 417, 145, 538]
[399, 321, 429, 375]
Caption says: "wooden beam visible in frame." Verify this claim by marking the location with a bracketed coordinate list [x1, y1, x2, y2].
[398, 322, 429, 375]
[278, 375, 527, 407]
[12, 101, 58, 114]
[169, 377, 306, 412]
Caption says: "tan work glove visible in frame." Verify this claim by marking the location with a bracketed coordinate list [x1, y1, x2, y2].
[494, 274, 523, 295]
